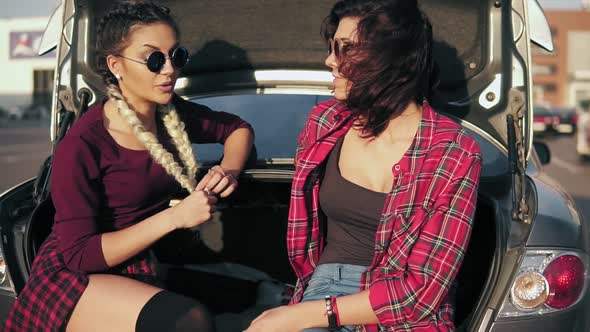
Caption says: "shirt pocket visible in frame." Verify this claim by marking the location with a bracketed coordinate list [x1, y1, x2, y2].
[390, 205, 429, 240]
[381, 207, 429, 270]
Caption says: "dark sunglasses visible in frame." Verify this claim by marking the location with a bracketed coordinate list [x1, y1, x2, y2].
[116, 46, 190, 73]
[328, 38, 354, 61]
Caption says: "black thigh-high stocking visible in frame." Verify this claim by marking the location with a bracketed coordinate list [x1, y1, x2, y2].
[136, 290, 215, 332]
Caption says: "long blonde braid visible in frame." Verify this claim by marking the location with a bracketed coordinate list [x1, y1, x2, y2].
[160, 104, 200, 182]
[106, 84, 199, 193]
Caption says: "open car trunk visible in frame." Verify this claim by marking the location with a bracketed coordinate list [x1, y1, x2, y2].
[10, 0, 531, 328]
[20, 175, 497, 331]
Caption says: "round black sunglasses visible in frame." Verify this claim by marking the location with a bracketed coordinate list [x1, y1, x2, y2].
[116, 46, 189, 73]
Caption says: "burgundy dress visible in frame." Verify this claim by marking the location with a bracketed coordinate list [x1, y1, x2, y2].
[4, 95, 252, 331]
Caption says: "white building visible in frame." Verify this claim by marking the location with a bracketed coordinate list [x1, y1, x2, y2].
[0, 16, 55, 112]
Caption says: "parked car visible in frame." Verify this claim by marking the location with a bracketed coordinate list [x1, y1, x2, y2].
[577, 108, 590, 160]
[533, 105, 559, 135]
[5, 106, 25, 121]
[552, 106, 578, 134]
[0, 1, 588, 331]
[4, 104, 49, 121]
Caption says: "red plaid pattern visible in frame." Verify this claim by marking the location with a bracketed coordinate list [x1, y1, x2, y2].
[288, 99, 482, 331]
[3, 233, 158, 331]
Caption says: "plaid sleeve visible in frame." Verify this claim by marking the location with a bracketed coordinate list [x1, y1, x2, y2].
[294, 98, 338, 164]
[295, 113, 311, 164]
[368, 151, 482, 327]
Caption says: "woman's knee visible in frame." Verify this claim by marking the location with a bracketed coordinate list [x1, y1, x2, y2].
[136, 290, 215, 332]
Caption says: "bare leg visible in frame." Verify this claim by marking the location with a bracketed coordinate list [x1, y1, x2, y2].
[65, 274, 213, 332]
[66, 274, 161, 332]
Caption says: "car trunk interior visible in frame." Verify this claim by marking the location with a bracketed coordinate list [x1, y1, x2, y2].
[21, 176, 497, 331]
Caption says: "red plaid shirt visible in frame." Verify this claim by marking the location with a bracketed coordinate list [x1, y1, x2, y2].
[288, 99, 482, 331]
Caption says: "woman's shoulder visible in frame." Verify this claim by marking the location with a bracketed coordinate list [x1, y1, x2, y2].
[66, 102, 106, 140]
[171, 93, 243, 124]
[309, 98, 346, 118]
[56, 103, 107, 158]
[428, 107, 481, 158]
[303, 98, 349, 132]
[171, 94, 212, 115]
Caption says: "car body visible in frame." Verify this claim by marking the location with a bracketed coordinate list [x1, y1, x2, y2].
[533, 105, 559, 134]
[0, 1, 588, 331]
[5, 106, 25, 121]
[552, 106, 578, 135]
[3, 104, 48, 121]
[576, 110, 590, 159]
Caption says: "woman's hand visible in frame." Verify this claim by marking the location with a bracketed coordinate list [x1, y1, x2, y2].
[168, 189, 217, 229]
[196, 165, 238, 198]
[244, 306, 305, 332]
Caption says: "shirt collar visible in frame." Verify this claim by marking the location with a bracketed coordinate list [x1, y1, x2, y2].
[312, 99, 437, 176]
[394, 101, 436, 175]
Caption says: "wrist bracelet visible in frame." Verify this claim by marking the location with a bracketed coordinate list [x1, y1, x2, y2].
[324, 295, 339, 330]
[331, 296, 341, 327]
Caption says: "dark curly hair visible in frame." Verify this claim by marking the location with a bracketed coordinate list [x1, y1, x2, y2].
[322, 0, 437, 138]
[96, 1, 179, 87]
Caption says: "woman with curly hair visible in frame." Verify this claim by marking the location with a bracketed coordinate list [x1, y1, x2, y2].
[3, 2, 253, 331]
[246, 0, 481, 331]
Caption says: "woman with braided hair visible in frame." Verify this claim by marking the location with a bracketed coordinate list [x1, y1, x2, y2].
[3, 2, 253, 331]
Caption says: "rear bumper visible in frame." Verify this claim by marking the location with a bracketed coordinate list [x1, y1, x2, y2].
[490, 310, 588, 332]
[489, 292, 589, 332]
[556, 123, 574, 134]
[533, 122, 548, 132]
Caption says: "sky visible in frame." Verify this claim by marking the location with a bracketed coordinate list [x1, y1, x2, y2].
[0, 0, 585, 19]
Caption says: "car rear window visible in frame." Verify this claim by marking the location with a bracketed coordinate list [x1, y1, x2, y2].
[189, 94, 332, 163]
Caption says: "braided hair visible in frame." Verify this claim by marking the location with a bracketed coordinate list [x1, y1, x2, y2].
[96, 1, 199, 193]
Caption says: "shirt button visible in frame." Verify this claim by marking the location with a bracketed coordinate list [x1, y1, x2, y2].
[394, 164, 401, 171]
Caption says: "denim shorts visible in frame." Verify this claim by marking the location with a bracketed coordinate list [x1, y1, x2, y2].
[300, 263, 367, 332]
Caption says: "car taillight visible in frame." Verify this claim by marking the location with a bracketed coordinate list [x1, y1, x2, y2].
[511, 271, 549, 309]
[498, 250, 588, 319]
[573, 114, 578, 125]
[552, 116, 560, 125]
[543, 255, 585, 309]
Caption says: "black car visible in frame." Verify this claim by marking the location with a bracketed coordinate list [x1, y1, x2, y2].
[552, 106, 578, 134]
[0, 1, 588, 331]
[533, 105, 559, 134]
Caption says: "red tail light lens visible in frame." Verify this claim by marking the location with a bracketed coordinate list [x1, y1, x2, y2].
[573, 114, 578, 125]
[543, 255, 585, 309]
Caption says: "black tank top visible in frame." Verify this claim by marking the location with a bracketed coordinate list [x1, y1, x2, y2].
[318, 137, 388, 266]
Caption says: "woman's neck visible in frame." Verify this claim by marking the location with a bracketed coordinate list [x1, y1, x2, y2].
[355, 102, 422, 144]
[119, 89, 158, 131]
[383, 102, 422, 142]
[106, 97, 158, 133]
